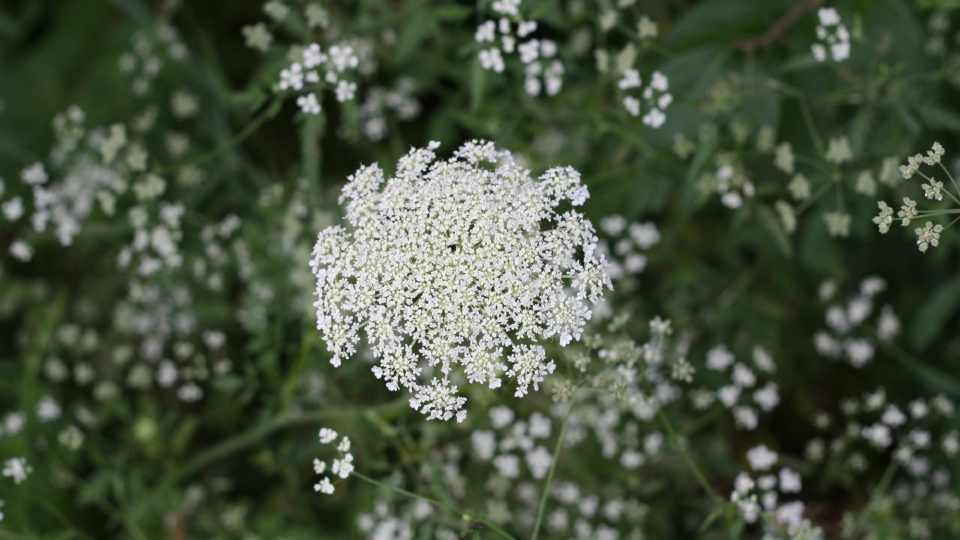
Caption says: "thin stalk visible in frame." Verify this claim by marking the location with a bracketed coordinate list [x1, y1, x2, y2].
[767, 80, 825, 157]
[656, 408, 724, 506]
[169, 398, 409, 484]
[917, 170, 960, 207]
[530, 390, 579, 540]
[870, 456, 899, 501]
[352, 472, 518, 540]
[158, 97, 281, 175]
[936, 161, 960, 200]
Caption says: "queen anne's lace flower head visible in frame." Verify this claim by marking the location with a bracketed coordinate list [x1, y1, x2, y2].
[310, 140, 611, 421]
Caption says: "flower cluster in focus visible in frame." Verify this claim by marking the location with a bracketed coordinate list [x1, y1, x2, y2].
[310, 140, 611, 421]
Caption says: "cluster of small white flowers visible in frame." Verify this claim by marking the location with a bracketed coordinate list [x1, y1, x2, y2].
[595, 215, 660, 288]
[472, 407, 554, 481]
[475, 0, 564, 96]
[0, 412, 26, 438]
[807, 389, 956, 511]
[813, 277, 899, 367]
[696, 345, 779, 430]
[118, 25, 187, 95]
[314, 427, 354, 495]
[899, 142, 944, 179]
[356, 495, 438, 540]
[915, 221, 944, 253]
[540, 481, 647, 539]
[618, 70, 673, 128]
[0, 107, 129, 261]
[1, 457, 32, 485]
[811, 7, 851, 62]
[875, 143, 952, 253]
[357, 78, 421, 141]
[280, 42, 359, 115]
[113, 277, 233, 403]
[731, 447, 814, 536]
[310, 140, 610, 421]
[703, 156, 756, 210]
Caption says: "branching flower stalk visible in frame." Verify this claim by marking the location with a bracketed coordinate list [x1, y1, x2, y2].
[874, 142, 960, 253]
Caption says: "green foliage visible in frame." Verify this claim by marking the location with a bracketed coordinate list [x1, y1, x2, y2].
[2, 0, 960, 539]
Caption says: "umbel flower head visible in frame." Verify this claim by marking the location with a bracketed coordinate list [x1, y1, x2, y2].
[310, 140, 611, 422]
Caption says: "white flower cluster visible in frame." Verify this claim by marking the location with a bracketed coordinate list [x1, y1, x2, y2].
[310, 140, 610, 422]
[1, 107, 134, 262]
[280, 42, 359, 115]
[806, 389, 956, 508]
[475, 0, 564, 97]
[618, 69, 673, 128]
[694, 344, 779, 430]
[471, 407, 554, 481]
[541, 481, 646, 539]
[596, 215, 660, 285]
[357, 496, 441, 540]
[875, 143, 952, 253]
[730, 445, 815, 536]
[811, 7, 850, 62]
[314, 427, 354, 495]
[118, 25, 187, 96]
[357, 78, 422, 142]
[900, 142, 945, 179]
[813, 277, 899, 368]
[1, 457, 32, 485]
[0, 412, 26, 437]
[700, 155, 756, 210]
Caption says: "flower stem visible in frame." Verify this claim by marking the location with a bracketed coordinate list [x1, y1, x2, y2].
[530, 390, 578, 540]
[656, 408, 724, 507]
[870, 455, 899, 501]
[352, 472, 519, 540]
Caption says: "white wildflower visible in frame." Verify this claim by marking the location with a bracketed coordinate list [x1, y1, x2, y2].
[1, 457, 32, 485]
[310, 141, 609, 420]
[746, 444, 778, 471]
[915, 221, 943, 253]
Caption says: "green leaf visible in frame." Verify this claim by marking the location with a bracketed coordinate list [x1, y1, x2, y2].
[666, 0, 792, 51]
[886, 345, 960, 397]
[470, 57, 486, 113]
[396, 9, 434, 63]
[915, 103, 960, 134]
[911, 274, 960, 350]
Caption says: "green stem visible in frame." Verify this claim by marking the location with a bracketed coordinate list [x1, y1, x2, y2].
[352, 472, 519, 540]
[936, 161, 960, 200]
[917, 170, 960, 207]
[870, 455, 899, 501]
[279, 328, 316, 413]
[158, 97, 281, 175]
[169, 398, 409, 484]
[530, 390, 578, 540]
[656, 408, 724, 507]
